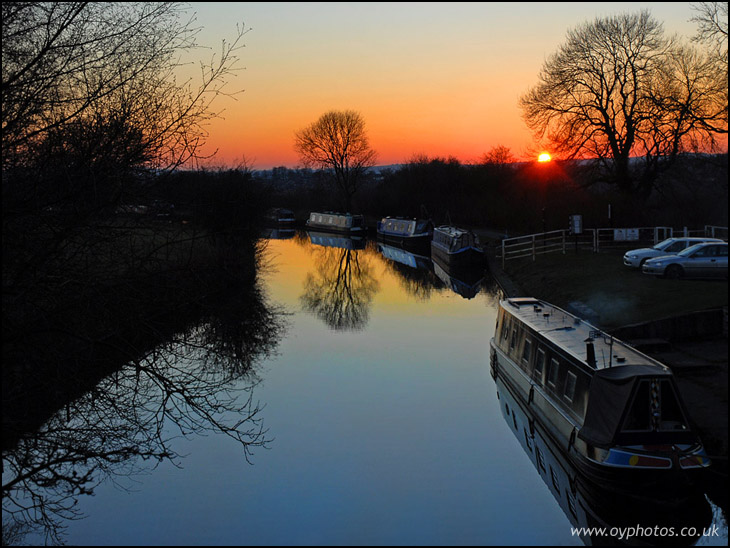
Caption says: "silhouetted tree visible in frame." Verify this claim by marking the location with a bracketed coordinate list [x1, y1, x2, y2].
[2, 2, 247, 172]
[691, 1, 728, 66]
[480, 145, 516, 166]
[520, 10, 727, 199]
[294, 110, 377, 212]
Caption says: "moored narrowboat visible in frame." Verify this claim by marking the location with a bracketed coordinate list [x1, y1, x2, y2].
[489, 297, 710, 489]
[430, 225, 484, 268]
[306, 211, 366, 234]
[376, 216, 433, 247]
[265, 207, 296, 227]
[494, 372, 712, 544]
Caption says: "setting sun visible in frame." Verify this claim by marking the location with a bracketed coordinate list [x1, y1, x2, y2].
[538, 152, 552, 162]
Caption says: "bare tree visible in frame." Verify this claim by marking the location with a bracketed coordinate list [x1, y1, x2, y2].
[691, 1, 728, 65]
[2, 2, 247, 172]
[519, 10, 727, 198]
[480, 145, 516, 166]
[294, 110, 377, 212]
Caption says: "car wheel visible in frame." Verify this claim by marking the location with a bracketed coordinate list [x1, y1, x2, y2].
[665, 265, 683, 280]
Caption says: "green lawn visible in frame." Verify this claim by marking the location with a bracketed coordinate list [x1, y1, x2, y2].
[501, 249, 728, 329]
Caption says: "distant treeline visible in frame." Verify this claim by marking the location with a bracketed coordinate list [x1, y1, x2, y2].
[255, 154, 728, 232]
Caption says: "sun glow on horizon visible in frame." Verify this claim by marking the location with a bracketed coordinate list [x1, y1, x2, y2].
[537, 152, 552, 163]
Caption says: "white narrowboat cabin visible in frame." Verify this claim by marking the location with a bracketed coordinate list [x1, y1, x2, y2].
[306, 211, 366, 234]
[490, 297, 709, 489]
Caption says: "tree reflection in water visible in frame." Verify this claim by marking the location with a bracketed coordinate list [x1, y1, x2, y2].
[2, 282, 286, 545]
[301, 245, 379, 331]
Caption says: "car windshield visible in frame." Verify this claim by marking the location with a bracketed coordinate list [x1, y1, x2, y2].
[652, 239, 674, 250]
[677, 243, 705, 257]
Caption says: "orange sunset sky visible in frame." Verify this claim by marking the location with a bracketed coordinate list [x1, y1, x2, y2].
[185, 2, 708, 170]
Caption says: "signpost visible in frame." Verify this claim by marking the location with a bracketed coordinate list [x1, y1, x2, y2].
[569, 215, 583, 254]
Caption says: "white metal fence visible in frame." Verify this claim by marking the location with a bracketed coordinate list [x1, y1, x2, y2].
[499, 225, 728, 267]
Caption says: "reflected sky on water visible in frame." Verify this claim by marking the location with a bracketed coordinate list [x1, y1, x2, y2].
[6, 233, 726, 546]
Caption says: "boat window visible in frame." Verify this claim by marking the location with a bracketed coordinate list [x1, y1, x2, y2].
[524, 429, 533, 452]
[623, 381, 652, 431]
[659, 380, 689, 431]
[547, 358, 559, 387]
[510, 328, 518, 350]
[521, 338, 532, 365]
[535, 446, 546, 474]
[501, 317, 510, 344]
[567, 491, 578, 520]
[563, 371, 577, 403]
[550, 466, 560, 492]
[534, 349, 546, 382]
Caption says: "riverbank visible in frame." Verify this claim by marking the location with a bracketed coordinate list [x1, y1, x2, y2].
[481, 241, 728, 488]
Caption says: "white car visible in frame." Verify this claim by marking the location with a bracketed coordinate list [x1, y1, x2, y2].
[642, 242, 728, 279]
[623, 237, 724, 268]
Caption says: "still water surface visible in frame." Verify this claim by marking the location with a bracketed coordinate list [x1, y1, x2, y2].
[8, 232, 727, 545]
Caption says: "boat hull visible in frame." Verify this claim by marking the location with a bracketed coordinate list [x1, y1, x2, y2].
[377, 231, 431, 249]
[305, 222, 365, 235]
[430, 240, 484, 268]
[490, 338, 707, 491]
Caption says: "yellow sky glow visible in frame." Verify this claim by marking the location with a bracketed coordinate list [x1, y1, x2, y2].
[187, 2, 709, 170]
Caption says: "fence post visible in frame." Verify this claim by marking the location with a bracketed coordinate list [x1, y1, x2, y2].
[532, 235, 536, 261]
[562, 231, 566, 254]
[502, 239, 505, 270]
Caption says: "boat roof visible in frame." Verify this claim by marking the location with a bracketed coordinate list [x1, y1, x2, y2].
[310, 211, 362, 217]
[434, 225, 471, 237]
[501, 298, 670, 372]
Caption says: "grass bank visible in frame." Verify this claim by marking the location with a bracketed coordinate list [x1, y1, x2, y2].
[498, 248, 727, 330]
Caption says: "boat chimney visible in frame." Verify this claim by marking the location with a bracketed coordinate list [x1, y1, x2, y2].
[584, 337, 596, 367]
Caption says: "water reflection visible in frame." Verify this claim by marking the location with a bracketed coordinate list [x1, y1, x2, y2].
[493, 373, 715, 546]
[263, 227, 296, 240]
[300, 232, 379, 331]
[432, 256, 485, 300]
[306, 229, 366, 250]
[2, 279, 285, 545]
[377, 242, 443, 301]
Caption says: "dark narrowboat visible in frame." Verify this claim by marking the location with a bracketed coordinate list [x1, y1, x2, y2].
[430, 225, 484, 268]
[265, 207, 296, 228]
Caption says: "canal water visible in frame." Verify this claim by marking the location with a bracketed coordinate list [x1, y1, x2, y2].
[4, 232, 727, 545]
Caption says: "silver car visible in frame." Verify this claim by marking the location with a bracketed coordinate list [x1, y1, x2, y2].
[642, 242, 728, 279]
[623, 237, 724, 268]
